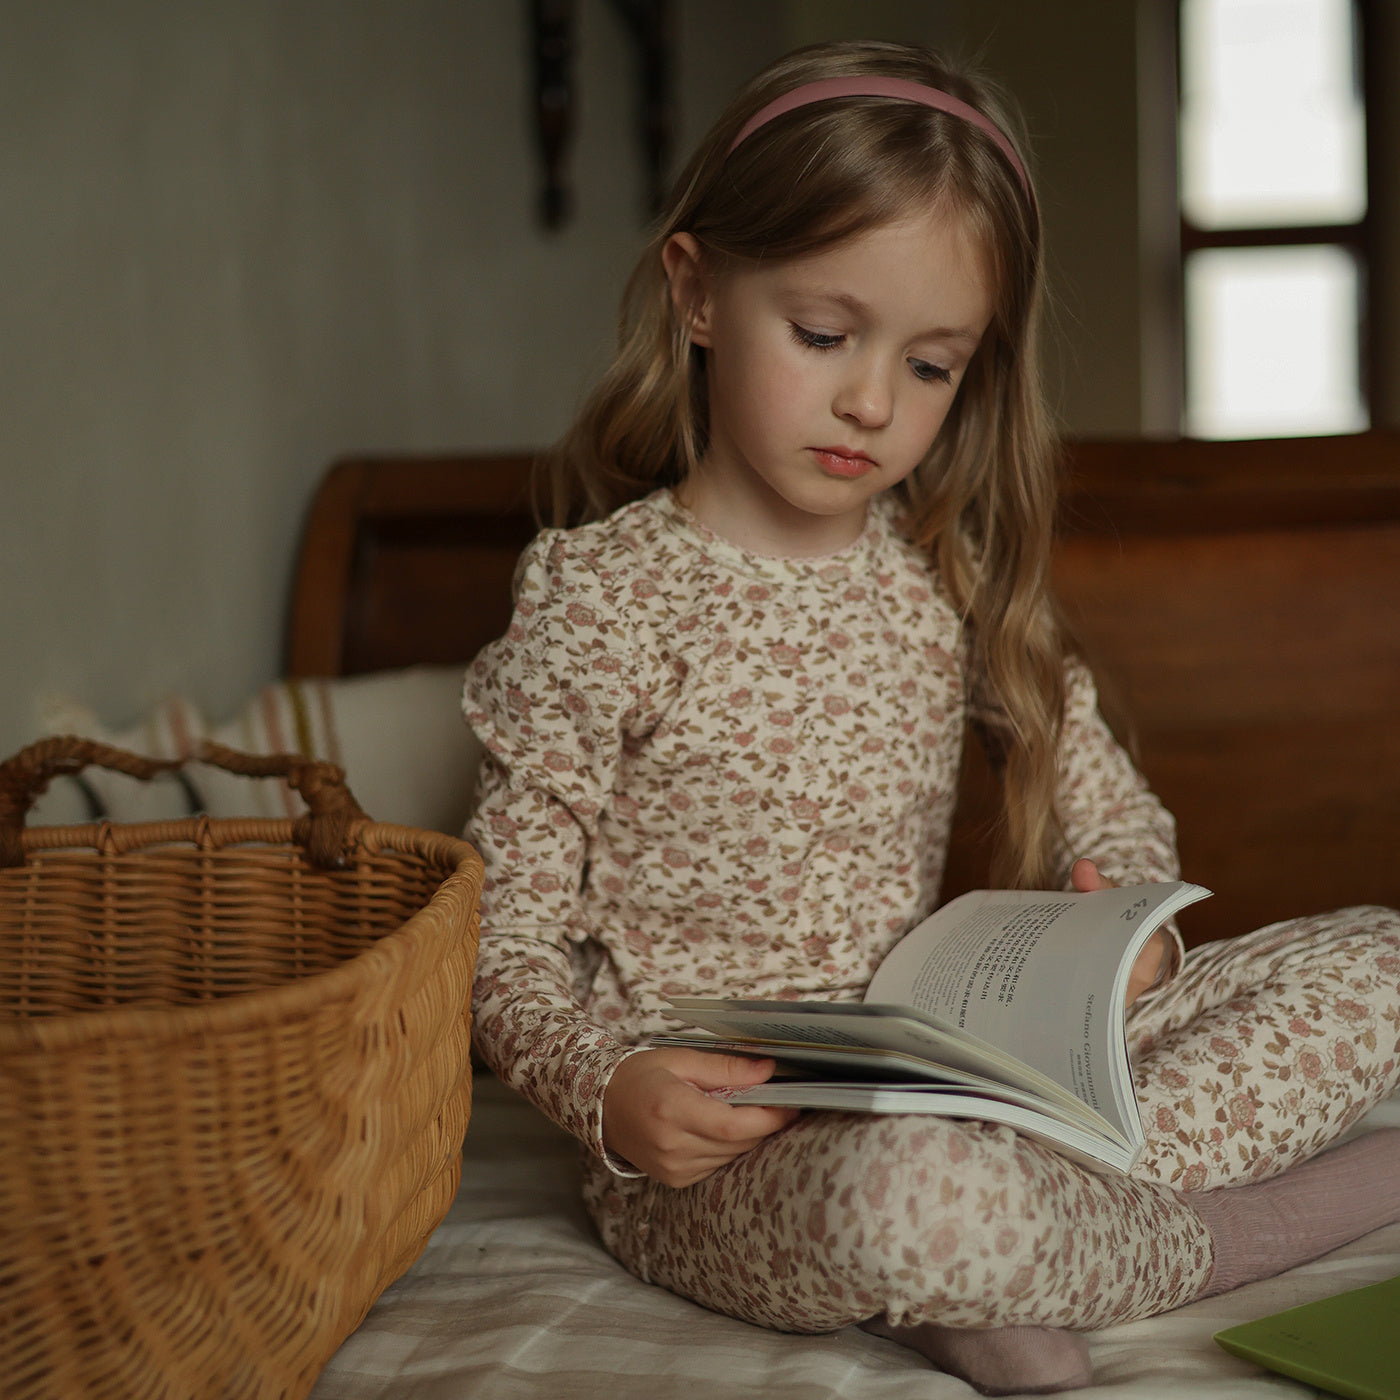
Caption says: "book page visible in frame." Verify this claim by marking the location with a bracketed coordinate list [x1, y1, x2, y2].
[864, 883, 1208, 1137]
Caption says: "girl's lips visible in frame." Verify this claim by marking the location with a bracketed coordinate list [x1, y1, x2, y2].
[811, 447, 876, 478]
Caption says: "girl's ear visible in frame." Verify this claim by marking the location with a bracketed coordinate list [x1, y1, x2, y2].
[661, 232, 714, 347]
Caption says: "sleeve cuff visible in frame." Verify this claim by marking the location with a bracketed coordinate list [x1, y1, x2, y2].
[590, 1043, 650, 1179]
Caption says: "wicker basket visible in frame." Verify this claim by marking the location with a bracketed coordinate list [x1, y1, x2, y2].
[0, 736, 482, 1400]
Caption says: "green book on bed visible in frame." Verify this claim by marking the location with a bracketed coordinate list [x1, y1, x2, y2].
[1213, 1274, 1400, 1400]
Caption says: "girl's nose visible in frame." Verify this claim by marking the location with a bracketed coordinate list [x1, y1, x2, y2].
[832, 357, 894, 428]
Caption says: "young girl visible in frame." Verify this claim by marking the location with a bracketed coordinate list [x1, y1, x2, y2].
[464, 40, 1400, 1395]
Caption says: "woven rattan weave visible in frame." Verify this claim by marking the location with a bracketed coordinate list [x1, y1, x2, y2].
[0, 737, 482, 1400]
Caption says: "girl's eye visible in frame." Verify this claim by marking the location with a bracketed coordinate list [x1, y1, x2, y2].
[910, 358, 953, 386]
[788, 323, 844, 352]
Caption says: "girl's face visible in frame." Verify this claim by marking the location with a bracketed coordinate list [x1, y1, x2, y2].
[664, 209, 994, 556]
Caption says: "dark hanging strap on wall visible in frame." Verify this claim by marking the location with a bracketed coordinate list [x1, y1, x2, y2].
[609, 0, 674, 217]
[529, 0, 674, 229]
[531, 0, 575, 228]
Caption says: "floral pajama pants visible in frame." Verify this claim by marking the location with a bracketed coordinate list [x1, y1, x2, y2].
[583, 906, 1400, 1333]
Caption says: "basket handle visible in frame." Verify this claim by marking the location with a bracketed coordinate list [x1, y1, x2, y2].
[0, 735, 370, 870]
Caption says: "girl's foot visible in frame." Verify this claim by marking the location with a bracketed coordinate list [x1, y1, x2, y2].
[859, 1316, 1091, 1395]
[1193, 1128, 1400, 1296]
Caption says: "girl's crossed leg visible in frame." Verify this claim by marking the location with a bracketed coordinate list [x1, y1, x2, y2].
[586, 1104, 1214, 1337]
[1130, 904, 1400, 1189]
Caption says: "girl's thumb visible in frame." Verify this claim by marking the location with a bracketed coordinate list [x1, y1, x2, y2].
[684, 1051, 777, 1090]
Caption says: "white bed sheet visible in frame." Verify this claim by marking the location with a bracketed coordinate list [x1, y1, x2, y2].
[314, 1073, 1400, 1399]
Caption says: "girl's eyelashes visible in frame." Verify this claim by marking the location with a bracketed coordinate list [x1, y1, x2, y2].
[788, 322, 844, 351]
[910, 358, 954, 385]
[788, 322, 956, 386]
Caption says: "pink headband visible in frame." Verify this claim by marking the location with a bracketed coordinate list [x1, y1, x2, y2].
[728, 76, 1030, 200]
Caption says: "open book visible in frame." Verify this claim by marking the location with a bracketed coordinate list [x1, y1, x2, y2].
[658, 881, 1210, 1173]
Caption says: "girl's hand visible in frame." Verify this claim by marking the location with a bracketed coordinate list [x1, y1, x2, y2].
[1071, 857, 1166, 1005]
[602, 1047, 799, 1188]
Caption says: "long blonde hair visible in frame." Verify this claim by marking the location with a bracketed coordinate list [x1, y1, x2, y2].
[539, 40, 1068, 889]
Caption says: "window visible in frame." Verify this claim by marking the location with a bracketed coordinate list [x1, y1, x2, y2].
[1177, 0, 1371, 437]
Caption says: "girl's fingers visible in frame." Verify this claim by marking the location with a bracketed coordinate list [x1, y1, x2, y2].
[711, 1102, 801, 1141]
[674, 1049, 782, 1089]
[1070, 857, 1117, 892]
[659, 1109, 800, 1187]
[603, 1046, 799, 1186]
[676, 1080, 797, 1142]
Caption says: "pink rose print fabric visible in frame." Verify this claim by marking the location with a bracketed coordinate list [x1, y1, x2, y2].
[464, 488, 1400, 1332]
[1128, 906, 1400, 1193]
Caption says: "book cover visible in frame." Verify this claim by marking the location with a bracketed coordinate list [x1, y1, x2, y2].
[1213, 1273, 1400, 1400]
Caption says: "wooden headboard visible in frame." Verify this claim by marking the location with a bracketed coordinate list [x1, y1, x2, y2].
[286, 432, 1400, 948]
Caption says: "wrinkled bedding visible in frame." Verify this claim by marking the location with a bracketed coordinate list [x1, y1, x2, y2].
[315, 1074, 1400, 1399]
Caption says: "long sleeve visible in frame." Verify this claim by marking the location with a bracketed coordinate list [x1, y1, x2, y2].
[1052, 658, 1179, 889]
[463, 531, 652, 1168]
[1052, 657, 1185, 986]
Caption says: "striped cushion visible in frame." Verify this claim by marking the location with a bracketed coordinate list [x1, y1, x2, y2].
[29, 666, 480, 834]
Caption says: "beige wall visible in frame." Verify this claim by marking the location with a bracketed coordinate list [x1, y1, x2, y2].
[975, 3, 1147, 435]
[2, 1, 1395, 759]
[0, 0, 782, 755]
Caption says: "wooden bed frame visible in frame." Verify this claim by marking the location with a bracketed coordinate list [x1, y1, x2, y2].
[286, 431, 1400, 948]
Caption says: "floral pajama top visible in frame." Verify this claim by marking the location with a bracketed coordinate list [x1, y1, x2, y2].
[462, 488, 1179, 1170]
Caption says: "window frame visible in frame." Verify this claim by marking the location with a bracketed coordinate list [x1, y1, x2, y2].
[1164, 0, 1380, 436]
